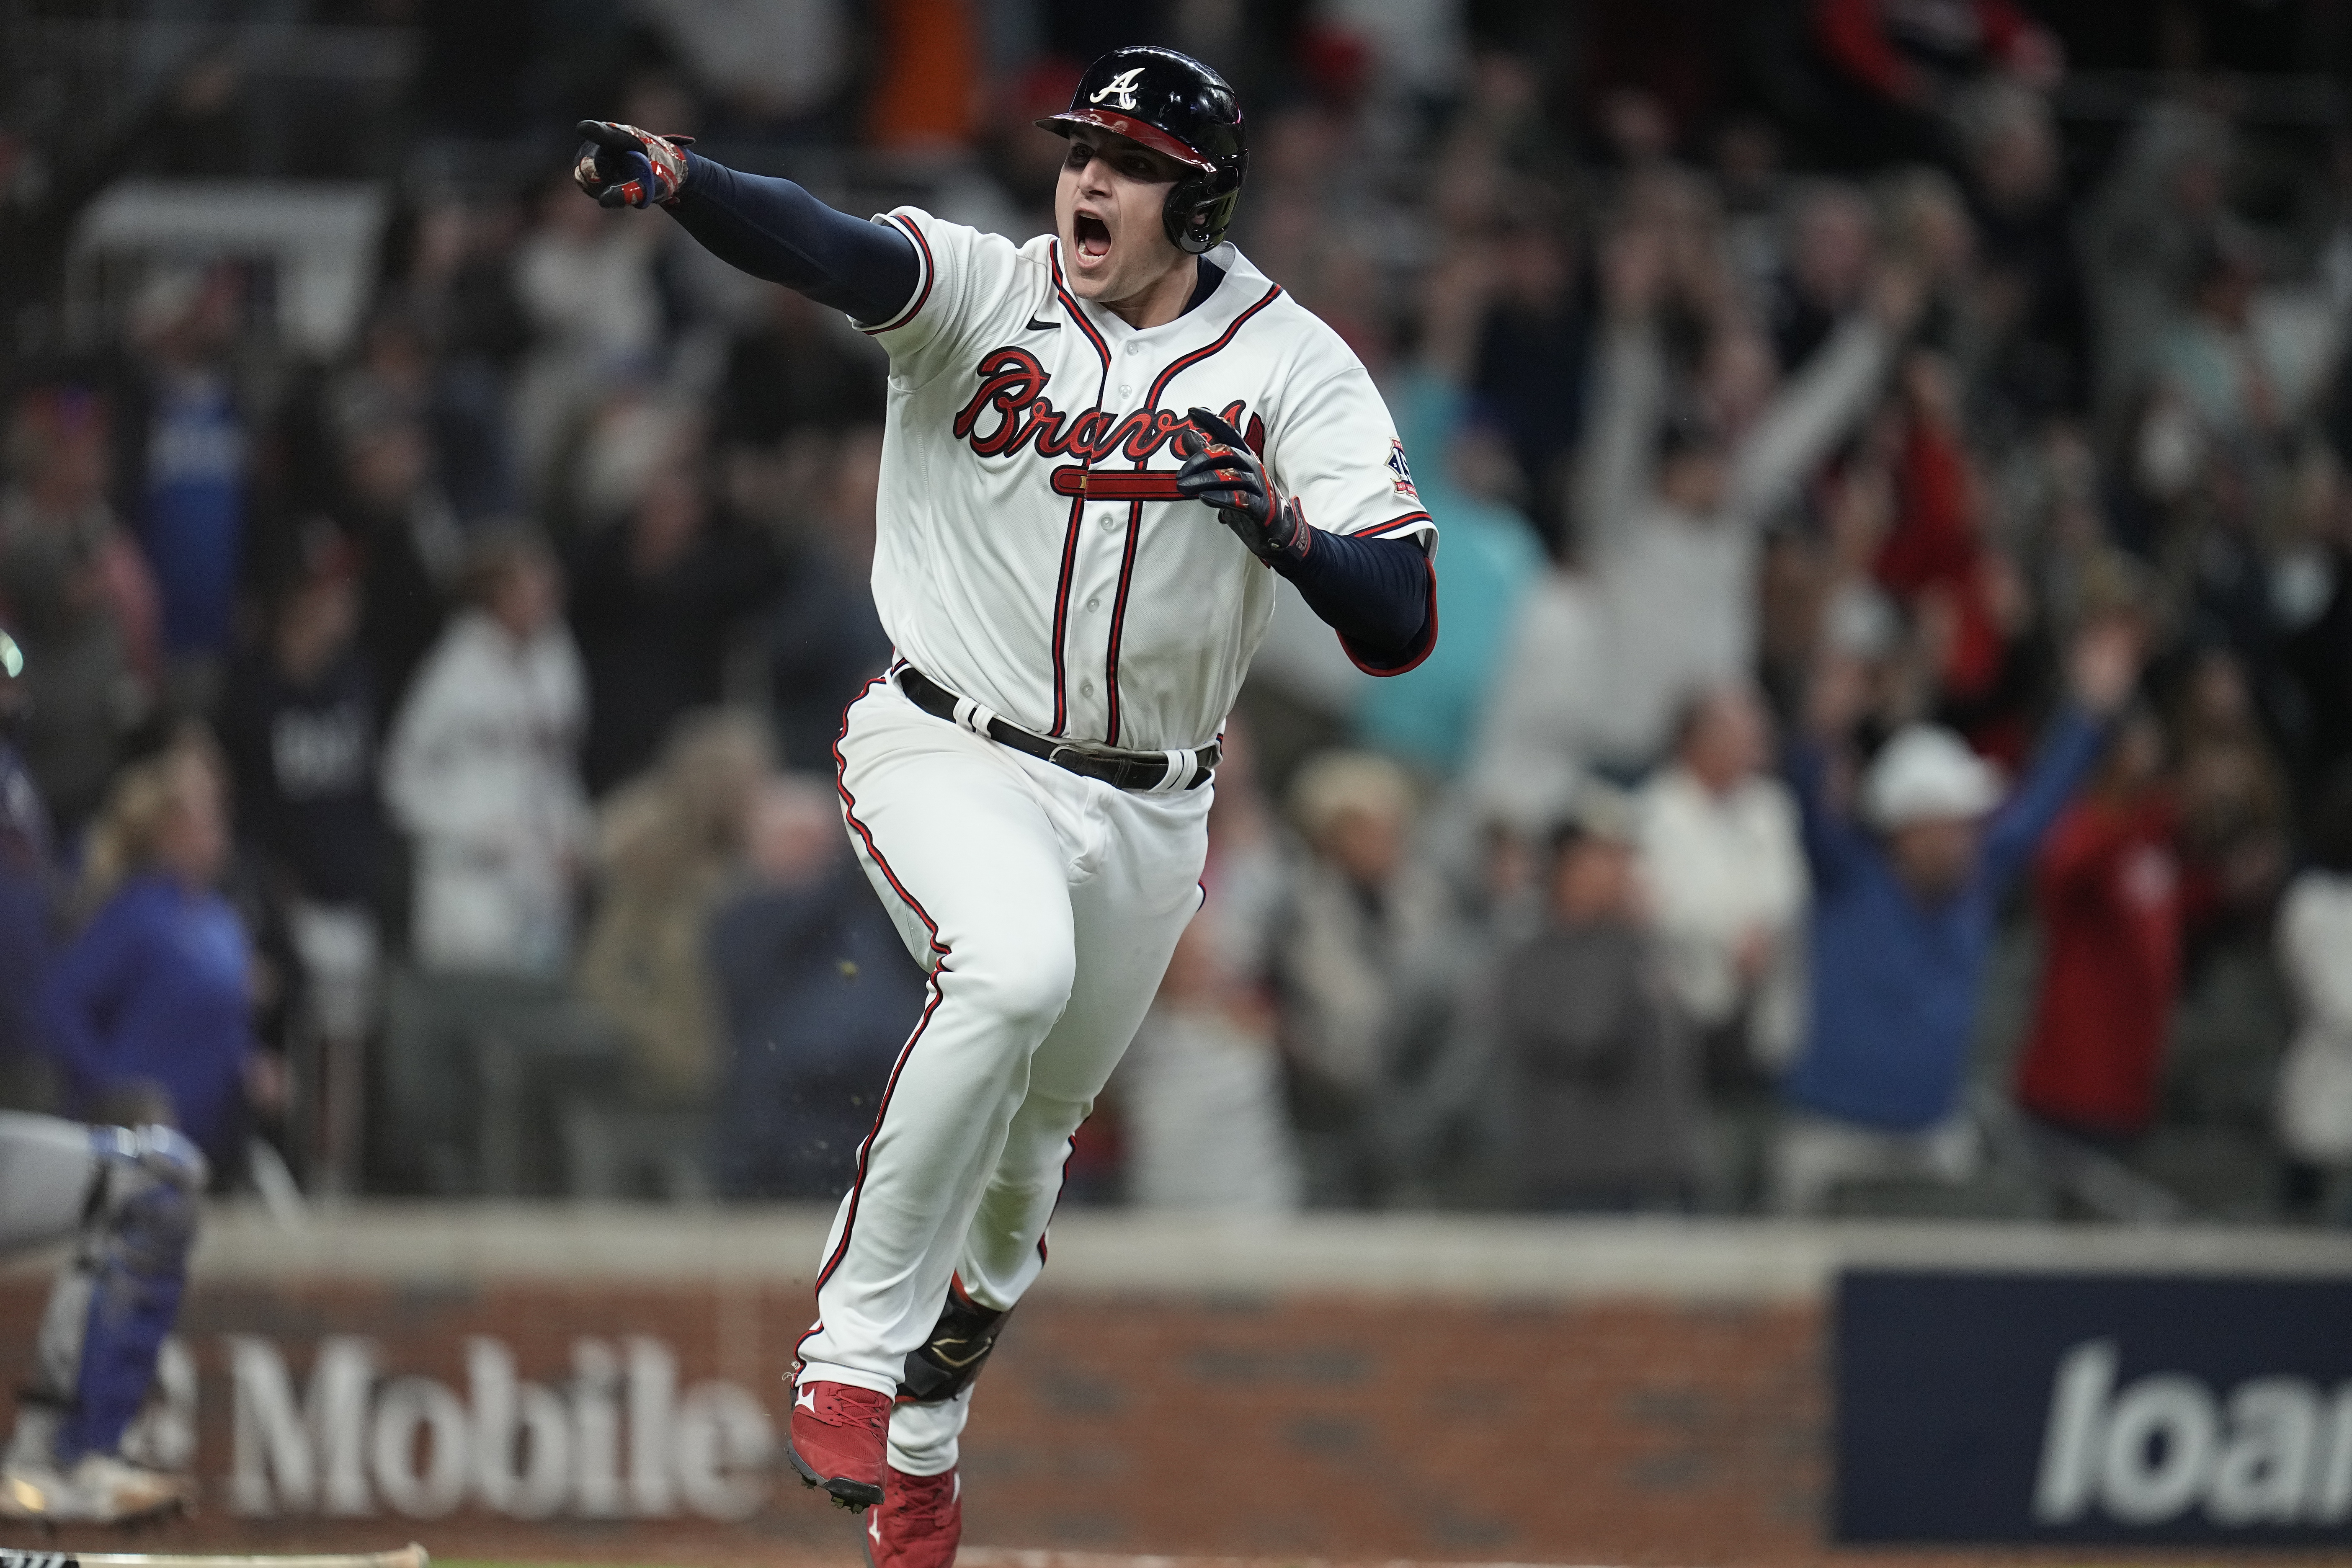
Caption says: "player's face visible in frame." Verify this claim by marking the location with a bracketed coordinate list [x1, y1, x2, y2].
[1055, 126, 1190, 304]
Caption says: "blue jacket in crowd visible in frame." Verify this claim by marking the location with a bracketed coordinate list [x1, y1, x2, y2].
[1780, 709, 2108, 1131]
[41, 873, 253, 1167]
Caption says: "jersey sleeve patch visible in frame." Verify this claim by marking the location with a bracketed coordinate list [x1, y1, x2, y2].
[1386, 438, 1419, 500]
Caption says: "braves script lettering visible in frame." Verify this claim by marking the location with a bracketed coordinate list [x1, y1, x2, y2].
[952, 348, 1263, 488]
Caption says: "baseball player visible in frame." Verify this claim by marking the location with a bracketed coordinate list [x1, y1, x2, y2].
[0, 631, 204, 1526]
[0, 1112, 205, 1524]
[575, 45, 1436, 1565]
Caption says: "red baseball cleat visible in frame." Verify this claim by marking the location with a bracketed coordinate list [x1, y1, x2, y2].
[866, 1465, 961, 1568]
[788, 1380, 891, 1511]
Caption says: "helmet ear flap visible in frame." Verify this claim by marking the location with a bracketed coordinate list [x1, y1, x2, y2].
[1163, 161, 1245, 255]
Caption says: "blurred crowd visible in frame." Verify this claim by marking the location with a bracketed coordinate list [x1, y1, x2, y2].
[4, 0, 2352, 1222]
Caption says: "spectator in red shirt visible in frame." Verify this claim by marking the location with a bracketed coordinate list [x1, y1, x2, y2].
[2012, 707, 2182, 1145]
[1871, 351, 2043, 771]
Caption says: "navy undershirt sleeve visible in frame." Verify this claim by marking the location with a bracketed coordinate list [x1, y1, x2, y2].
[666, 152, 920, 324]
[1275, 530, 1434, 673]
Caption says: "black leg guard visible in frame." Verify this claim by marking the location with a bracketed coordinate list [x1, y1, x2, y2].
[895, 1278, 1013, 1405]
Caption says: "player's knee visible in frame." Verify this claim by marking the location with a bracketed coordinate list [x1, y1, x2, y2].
[91, 1124, 205, 1278]
[954, 935, 1076, 1034]
[1004, 1090, 1091, 1158]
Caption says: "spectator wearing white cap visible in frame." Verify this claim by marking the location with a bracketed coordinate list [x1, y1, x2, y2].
[1771, 619, 2142, 1214]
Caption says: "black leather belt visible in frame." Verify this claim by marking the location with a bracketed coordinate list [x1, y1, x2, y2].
[897, 667, 1218, 792]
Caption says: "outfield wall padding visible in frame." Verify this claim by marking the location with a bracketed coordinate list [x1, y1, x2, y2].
[3, 1207, 2348, 1565]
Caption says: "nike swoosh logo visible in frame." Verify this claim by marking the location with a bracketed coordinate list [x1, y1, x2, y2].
[928, 1338, 990, 1369]
[1025, 315, 1059, 332]
[795, 1386, 816, 1411]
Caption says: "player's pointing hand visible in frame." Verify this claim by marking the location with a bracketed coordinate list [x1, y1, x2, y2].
[1174, 407, 1311, 566]
[573, 120, 694, 209]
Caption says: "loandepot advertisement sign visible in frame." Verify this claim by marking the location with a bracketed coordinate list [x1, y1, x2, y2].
[1836, 1271, 2352, 1545]
[132, 1335, 776, 1521]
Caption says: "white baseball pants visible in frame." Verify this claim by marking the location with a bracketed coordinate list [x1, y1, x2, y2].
[797, 675, 1210, 1475]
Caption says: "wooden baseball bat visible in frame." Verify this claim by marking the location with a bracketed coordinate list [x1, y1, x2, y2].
[0, 1546, 427, 1568]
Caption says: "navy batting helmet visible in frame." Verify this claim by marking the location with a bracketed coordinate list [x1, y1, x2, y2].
[1037, 46, 1248, 256]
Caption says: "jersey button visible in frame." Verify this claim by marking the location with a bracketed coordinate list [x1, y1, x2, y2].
[1124, 343, 1140, 356]
[1086, 596, 1101, 611]
[1099, 513, 1119, 531]
[1081, 680, 1096, 697]
[1118, 384, 1132, 396]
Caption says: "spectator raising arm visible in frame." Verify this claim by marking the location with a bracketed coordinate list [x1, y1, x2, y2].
[1720, 267, 1916, 529]
[1977, 618, 2142, 893]
[1572, 228, 1672, 560]
[1785, 650, 1879, 894]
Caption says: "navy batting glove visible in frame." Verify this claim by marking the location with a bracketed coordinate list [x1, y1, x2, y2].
[573, 120, 694, 209]
[1175, 407, 1310, 565]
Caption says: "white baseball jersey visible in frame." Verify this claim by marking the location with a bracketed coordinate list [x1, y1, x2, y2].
[856, 209, 1437, 753]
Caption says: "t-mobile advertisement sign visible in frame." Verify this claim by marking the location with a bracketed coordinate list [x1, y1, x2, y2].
[115, 1334, 779, 1522]
[1836, 1270, 2352, 1544]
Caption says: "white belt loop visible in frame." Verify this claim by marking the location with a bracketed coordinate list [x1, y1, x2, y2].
[951, 696, 998, 739]
[1148, 748, 1196, 794]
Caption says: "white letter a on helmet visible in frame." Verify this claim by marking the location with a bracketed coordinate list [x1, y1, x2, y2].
[1090, 68, 1145, 111]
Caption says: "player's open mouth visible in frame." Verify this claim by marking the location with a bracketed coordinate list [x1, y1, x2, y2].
[1074, 212, 1112, 260]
